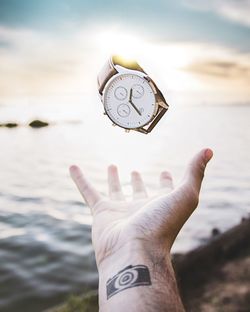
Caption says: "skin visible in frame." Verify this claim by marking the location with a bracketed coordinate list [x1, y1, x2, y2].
[69, 148, 213, 311]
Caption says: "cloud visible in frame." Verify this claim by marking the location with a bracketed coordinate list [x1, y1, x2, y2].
[186, 60, 250, 79]
[184, 0, 250, 27]
[0, 24, 249, 102]
[183, 43, 250, 85]
[0, 26, 98, 97]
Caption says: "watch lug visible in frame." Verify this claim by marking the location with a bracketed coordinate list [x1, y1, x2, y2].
[114, 65, 146, 77]
[159, 101, 169, 109]
[114, 64, 127, 74]
[144, 75, 157, 94]
[134, 127, 149, 134]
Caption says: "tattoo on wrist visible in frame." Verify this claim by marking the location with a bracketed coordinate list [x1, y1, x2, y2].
[106, 264, 151, 299]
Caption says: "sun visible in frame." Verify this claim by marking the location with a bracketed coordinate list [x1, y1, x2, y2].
[91, 26, 202, 92]
[92, 27, 148, 60]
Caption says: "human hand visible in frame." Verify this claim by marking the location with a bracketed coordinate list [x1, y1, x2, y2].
[69, 148, 212, 310]
[69, 148, 213, 268]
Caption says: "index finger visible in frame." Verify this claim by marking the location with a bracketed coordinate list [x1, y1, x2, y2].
[69, 165, 102, 210]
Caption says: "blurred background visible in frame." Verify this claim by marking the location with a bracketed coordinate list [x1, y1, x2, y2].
[0, 1, 249, 311]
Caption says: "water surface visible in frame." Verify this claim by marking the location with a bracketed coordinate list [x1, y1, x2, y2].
[0, 98, 249, 311]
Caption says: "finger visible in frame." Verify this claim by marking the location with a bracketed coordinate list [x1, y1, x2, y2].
[150, 149, 213, 248]
[183, 148, 213, 196]
[69, 165, 102, 211]
[160, 171, 174, 191]
[131, 171, 148, 199]
[108, 165, 125, 200]
[167, 148, 213, 240]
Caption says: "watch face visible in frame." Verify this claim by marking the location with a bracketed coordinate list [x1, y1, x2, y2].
[103, 74, 157, 129]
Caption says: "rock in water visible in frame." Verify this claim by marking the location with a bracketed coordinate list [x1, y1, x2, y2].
[5, 123, 18, 128]
[0, 122, 18, 128]
[211, 228, 220, 237]
[29, 120, 49, 128]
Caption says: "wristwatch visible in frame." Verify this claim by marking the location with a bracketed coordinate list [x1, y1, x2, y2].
[97, 55, 169, 134]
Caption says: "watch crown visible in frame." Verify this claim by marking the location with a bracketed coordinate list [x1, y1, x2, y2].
[103, 112, 107, 115]
[125, 129, 130, 133]
[112, 123, 116, 127]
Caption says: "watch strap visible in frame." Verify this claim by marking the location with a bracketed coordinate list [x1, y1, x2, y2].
[97, 58, 117, 96]
[112, 55, 146, 73]
[97, 55, 146, 95]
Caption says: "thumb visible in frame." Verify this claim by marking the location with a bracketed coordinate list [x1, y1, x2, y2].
[163, 148, 213, 248]
[183, 148, 213, 197]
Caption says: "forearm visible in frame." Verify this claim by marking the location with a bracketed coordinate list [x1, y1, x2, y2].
[98, 243, 184, 312]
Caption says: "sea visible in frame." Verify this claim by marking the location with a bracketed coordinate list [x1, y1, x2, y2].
[0, 94, 249, 311]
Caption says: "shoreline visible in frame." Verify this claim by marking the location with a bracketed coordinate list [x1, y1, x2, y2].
[46, 217, 250, 312]
[174, 217, 250, 311]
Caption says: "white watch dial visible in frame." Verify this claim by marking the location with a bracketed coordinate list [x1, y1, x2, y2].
[103, 74, 156, 129]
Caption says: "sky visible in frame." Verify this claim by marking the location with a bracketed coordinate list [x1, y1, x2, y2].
[0, 0, 250, 104]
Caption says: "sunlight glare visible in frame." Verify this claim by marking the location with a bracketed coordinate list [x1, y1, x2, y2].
[91, 26, 200, 91]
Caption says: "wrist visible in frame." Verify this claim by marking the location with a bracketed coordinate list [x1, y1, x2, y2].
[97, 239, 170, 272]
[97, 241, 182, 311]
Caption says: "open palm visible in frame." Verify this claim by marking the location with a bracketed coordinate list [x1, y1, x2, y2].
[70, 148, 213, 268]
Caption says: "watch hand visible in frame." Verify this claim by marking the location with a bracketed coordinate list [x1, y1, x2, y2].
[129, 99, 142, 116]
[129, 88, 141, 116]
[129, 88, 132, 102]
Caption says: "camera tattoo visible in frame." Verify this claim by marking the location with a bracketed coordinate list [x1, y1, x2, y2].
[106, 265, 152, 299]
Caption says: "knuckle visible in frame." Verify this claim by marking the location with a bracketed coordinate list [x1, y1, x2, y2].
[80, 181, 90, 193]
[111, 184, 121, 192]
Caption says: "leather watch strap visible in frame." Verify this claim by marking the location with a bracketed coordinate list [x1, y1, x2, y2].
[97, 55, 147, 95]
[97, 58, 117, 95]
[112, 55, 146, 73]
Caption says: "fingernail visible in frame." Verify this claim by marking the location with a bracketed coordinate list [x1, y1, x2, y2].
[205, 148, 213, 162]
[69, 165, 78, 175]
[131, 171, 139, 176]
